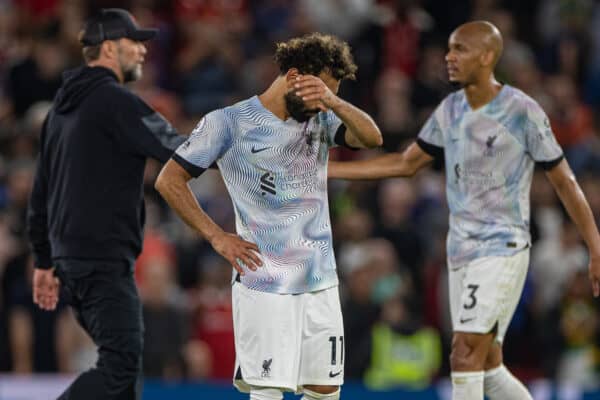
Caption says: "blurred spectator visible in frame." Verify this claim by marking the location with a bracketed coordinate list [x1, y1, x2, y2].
[0, 211, 19, 371]
[251, 0, 301, 42]
[530, 170, 562, 242]
[4, 159, 36, 239]
[5, 253, 66, 373]
[374, 70, 415, 151]
[55, 309, 95, 373]
[140, 257, 188, 380]
[491, 9, 534, 83]
[410, 43, 449, 125]
[364, 293, 441, 390]
[340, 238, 412, 379]
[580, 174, 600, 227]
[298, 0, 374, 40]
[3, 20, 69, 120]
[536, 0, 592, 83]
[339, 240, 382, 379]
[531, 218, 588, 315]
[374, 179, 424, 296]
[174, 0, 249, 115]
[542, 268, 600, 387]
[379, 0, 432, 78]
[187, 257, 236, 380]
[546, 74, 600, 174]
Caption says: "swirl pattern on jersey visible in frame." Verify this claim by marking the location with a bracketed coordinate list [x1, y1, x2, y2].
[175, 96, 342, 294]
[418, 85, 563, 266]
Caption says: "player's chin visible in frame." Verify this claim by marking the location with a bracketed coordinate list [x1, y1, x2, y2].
[448, 76, 466, 87]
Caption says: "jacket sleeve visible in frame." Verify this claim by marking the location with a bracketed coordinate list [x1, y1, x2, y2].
[27, 117, 53, 269]
[112, 89, 186, 163]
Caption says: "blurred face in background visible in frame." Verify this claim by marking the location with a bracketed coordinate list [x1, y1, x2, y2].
[116, 37, 147, 83]
[7, 163, 34, 208]
[446, 28, 491, 86]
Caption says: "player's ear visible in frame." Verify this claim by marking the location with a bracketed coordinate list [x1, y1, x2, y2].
[481, 50, 495, 67]
[100, 40, 116, 60]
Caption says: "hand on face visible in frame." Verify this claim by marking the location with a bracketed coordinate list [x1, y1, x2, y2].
[32, 268, 60, 311]
[292, 74, 338, 112]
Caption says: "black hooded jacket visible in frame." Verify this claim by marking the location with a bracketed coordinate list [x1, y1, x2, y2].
[27, 66, 185, 269]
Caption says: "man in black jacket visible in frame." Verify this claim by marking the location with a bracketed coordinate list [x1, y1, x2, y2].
[27, 9, 184, 400]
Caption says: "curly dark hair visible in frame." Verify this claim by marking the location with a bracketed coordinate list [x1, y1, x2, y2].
[274, 33, 357, 81]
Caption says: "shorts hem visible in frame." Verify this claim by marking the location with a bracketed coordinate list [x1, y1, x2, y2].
[453, 326, 495, 335]
[454, 325, 504, 343]
[234, 378, 296, 393]
[299, 379, 344, 386]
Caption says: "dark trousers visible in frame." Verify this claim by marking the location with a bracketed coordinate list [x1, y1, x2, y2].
[54, 258, 144, 400]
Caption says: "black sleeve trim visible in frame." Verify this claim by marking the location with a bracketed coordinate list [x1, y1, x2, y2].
[417, 138, 444, 159]
[172, 153, 206, 178]
[333, 125, 361, 151]
[537, 154, 564, 171]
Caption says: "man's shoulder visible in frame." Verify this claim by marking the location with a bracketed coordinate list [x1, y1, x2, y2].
[501, 85, 539, 108]
[98, 83, 152, 116]
[431, 89, 465, 117]
[222, 96, 257, 117]
[97, 80, 137, 101]
[442, 88, 464, 105]
[429, 89, 465, 127]
[210, 96, 262, 131]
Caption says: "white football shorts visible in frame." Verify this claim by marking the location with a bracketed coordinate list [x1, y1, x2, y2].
[232, 281, 344, 393]
[448, 249, 530, 343]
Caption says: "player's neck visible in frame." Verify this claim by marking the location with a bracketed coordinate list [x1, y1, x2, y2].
[88, 59, 124, 83]
[464, 77, 502, 110]
[258, 77, 289, 121]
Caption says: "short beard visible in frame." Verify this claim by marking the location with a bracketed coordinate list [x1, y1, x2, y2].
[122, 64, 142, 83]
[284, 91, 318, 122]
[449, 80, 463, 89]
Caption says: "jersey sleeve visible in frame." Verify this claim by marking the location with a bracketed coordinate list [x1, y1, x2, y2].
[172, 109, 233, 177]
[323, 110, 344, 148]
[417, 108, 444, 158]
[524, 101, 564, 170]
[112, 88, 185, 162]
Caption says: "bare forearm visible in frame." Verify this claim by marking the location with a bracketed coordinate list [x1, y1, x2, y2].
[329, 153, 412, 180]
[329, 142, 432, 180]
[329, 98, 382, 148]
[155, 177, 224, 242]
[555, 178, 600, 256]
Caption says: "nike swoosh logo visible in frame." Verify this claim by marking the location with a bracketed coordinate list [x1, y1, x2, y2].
[460, 317, 475, 324]
[329, 370, 342, 378]
[251, 146, 271, 154]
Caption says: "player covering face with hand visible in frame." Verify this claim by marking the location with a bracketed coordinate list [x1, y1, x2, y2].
[155, 33, 382, 400]
[329, 21, 600, 400]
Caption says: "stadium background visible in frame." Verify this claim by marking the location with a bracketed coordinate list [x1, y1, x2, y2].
[1, 0, 600, 398]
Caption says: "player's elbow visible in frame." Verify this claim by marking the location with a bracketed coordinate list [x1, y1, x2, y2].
[389, 155, 417, 178]
[154, 166, 175, 197]
[405, 163, 420, 177]
[364, 130, 383, 148]
[154, 171, 168, 195]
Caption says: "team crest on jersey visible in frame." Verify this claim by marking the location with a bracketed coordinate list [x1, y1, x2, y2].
[261, 358, 272, 377]
[484, 134, 498, 157]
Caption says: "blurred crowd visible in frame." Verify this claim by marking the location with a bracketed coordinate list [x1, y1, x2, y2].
[1, 0, 600, 391]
